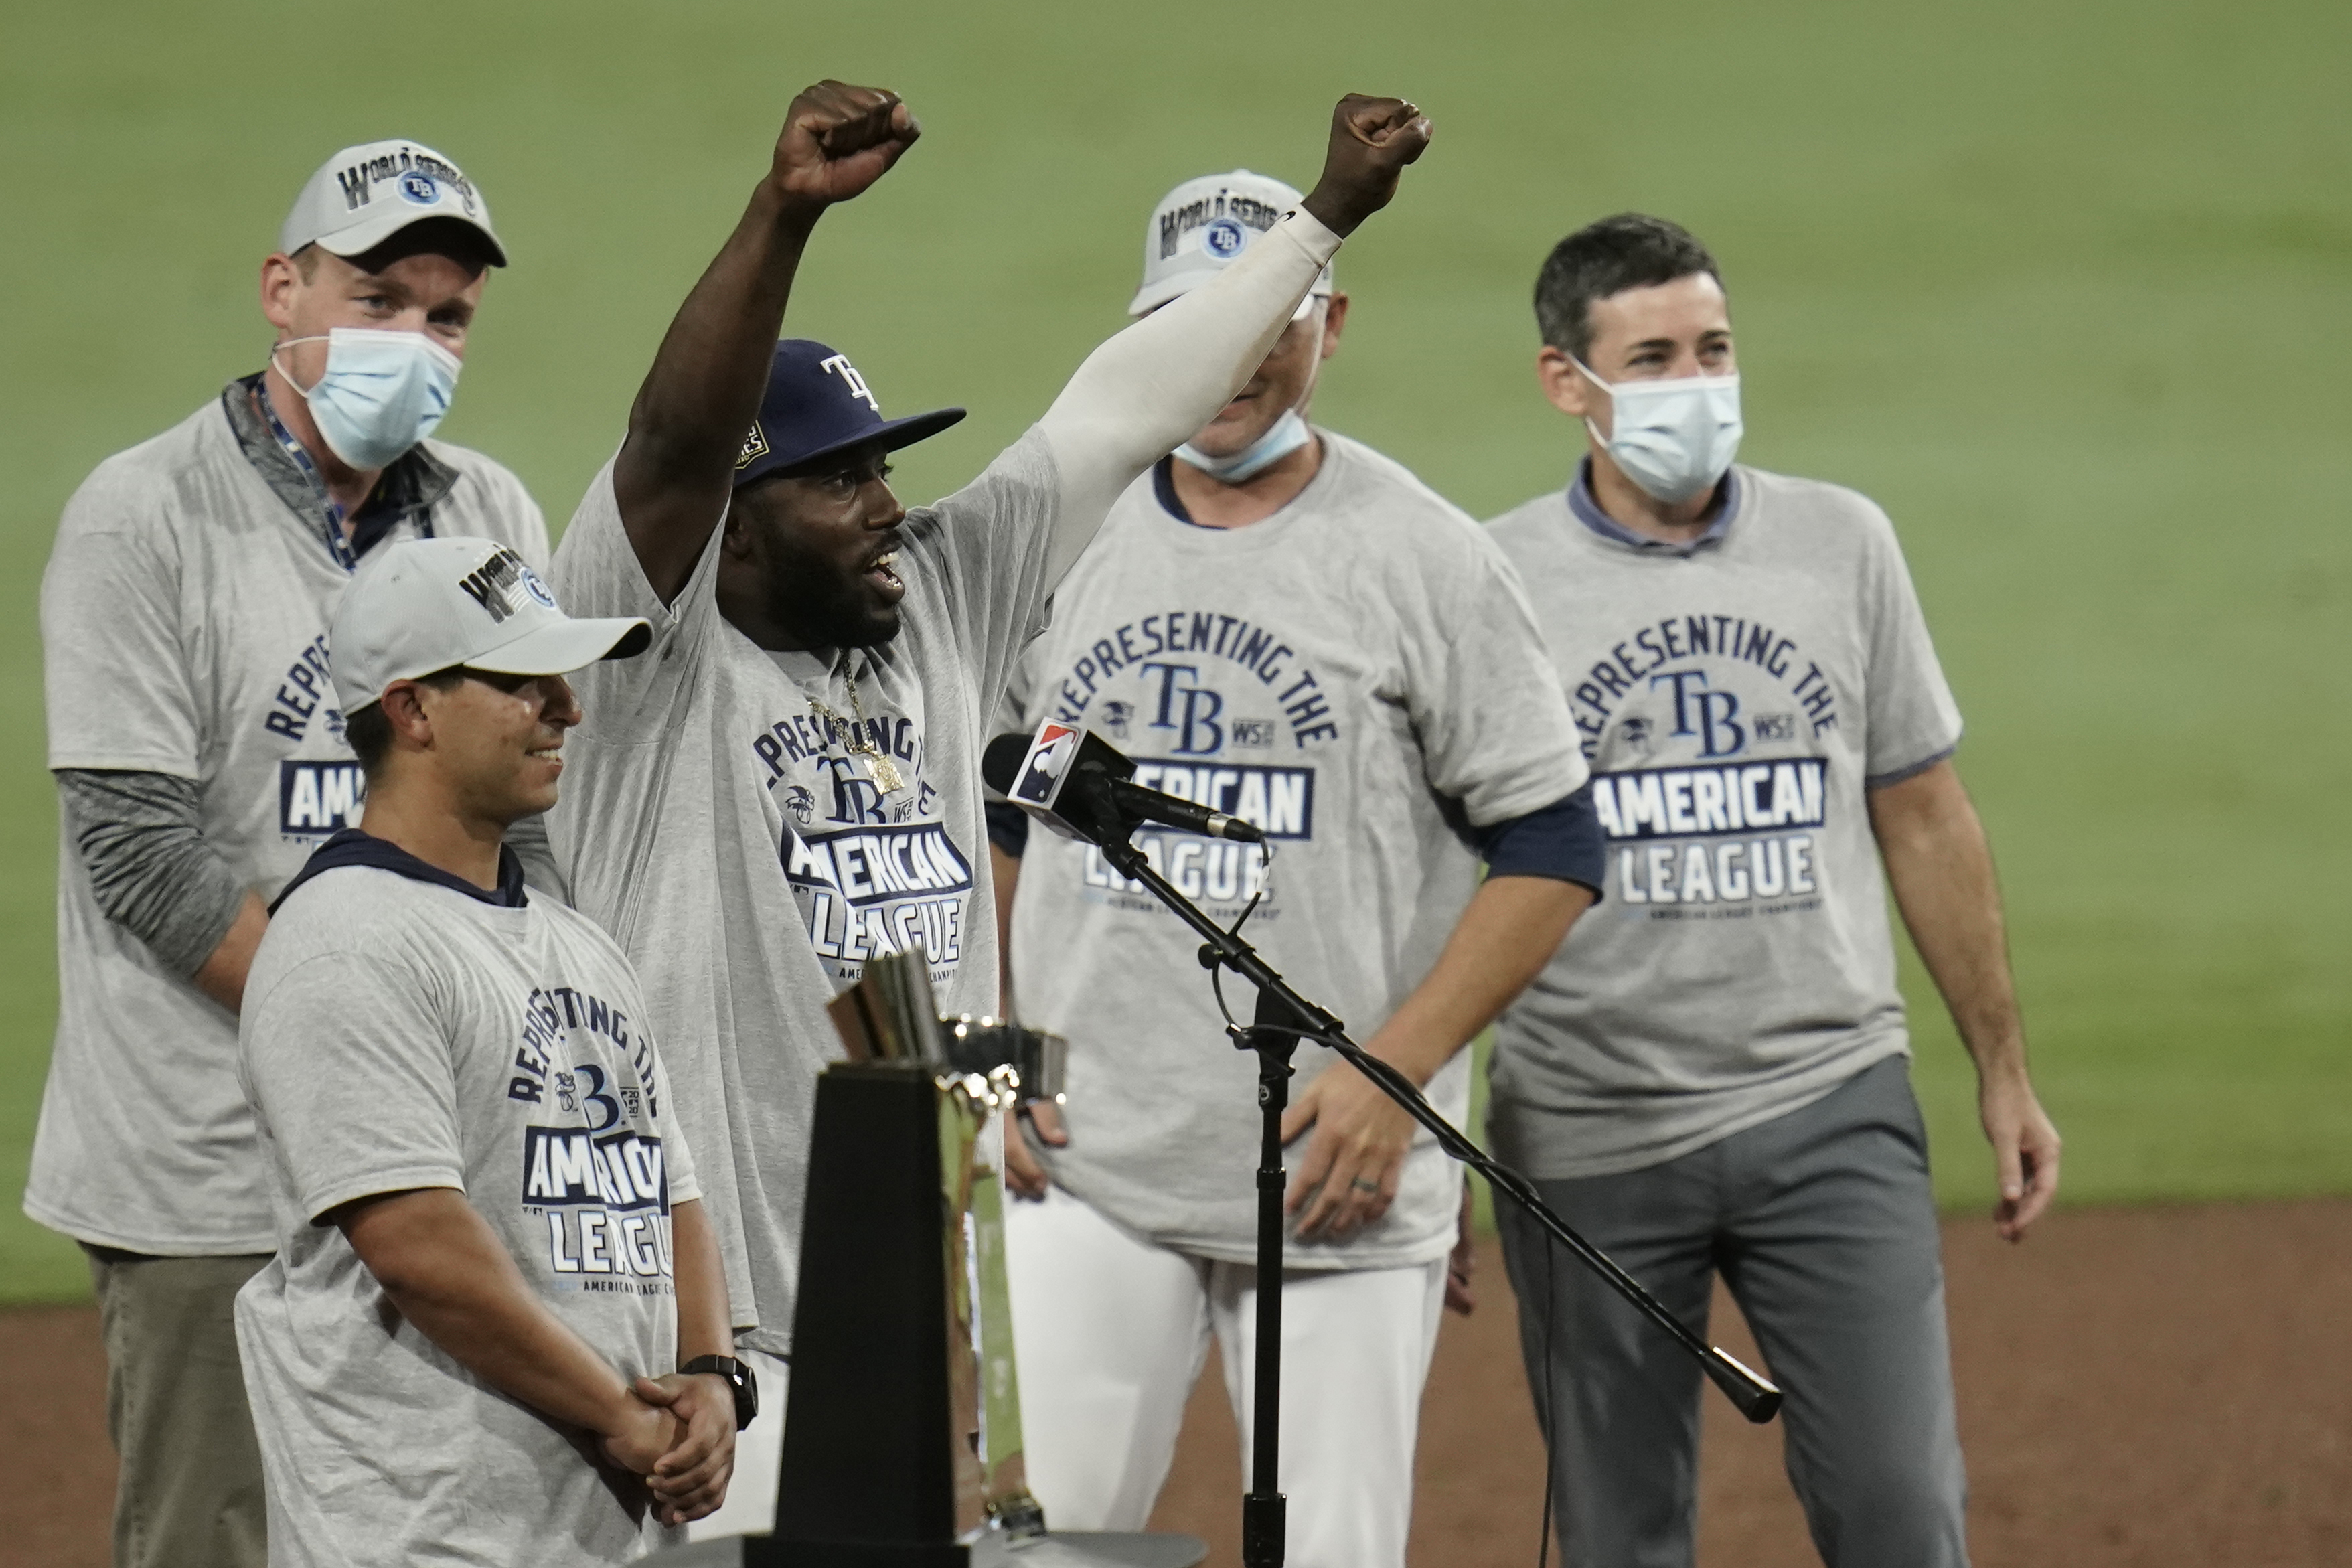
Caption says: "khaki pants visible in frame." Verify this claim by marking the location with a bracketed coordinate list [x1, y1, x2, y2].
[85, 1247, 270, 1568]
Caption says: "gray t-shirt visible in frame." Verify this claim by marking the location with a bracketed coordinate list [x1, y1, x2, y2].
[28, 387, 547, 1254]
[236, 861, 700, 1567]
[1483, 466, 1963, 1180]
[1006, 435, 1590, 1269]
[538, 433, 1061, 1352]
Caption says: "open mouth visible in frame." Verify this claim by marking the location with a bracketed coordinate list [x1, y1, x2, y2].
[526, 742, 564, 767]
[866, 548, 905, 599]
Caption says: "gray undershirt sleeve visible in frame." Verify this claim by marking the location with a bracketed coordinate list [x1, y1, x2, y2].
[56, 769, 250, 978]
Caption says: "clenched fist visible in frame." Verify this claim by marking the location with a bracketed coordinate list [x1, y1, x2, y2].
[767, 80, 922, 212]
[1301, 94, 1433, 238]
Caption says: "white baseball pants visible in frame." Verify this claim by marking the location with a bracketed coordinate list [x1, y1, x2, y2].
[1006, 1185, 1445, 1568]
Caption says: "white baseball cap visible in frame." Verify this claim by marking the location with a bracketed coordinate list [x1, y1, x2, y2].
[1130, 169, 1333, 319]
[330, 538, 649, 713]
[281, 140, 507, 267]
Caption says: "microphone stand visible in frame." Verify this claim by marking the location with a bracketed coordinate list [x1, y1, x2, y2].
[1090, 831, 1781, 1568]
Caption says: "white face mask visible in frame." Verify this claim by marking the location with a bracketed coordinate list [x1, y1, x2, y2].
[1574, 356, 1742, 505]
[272, 328, 463, 470]
[1176, 408, 1312, 484]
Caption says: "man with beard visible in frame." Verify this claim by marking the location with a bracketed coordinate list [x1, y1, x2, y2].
[525, 80, 1431, 1534]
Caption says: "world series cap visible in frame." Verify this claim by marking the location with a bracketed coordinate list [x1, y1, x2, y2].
[281, 139, 508, 267]
[330, 538, 649, 713]
[1130, 169, 1333, 319]
[734, 339, 965, 490]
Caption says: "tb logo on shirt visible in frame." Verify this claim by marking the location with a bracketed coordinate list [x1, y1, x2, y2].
[1649, 670, 1747, 759]
[1140, 662, 1224, 755]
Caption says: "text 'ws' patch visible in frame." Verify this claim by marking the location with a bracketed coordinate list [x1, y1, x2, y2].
[280, 760, 365, 836]
[1593, 758, 1826, 842]
[522, 1127, 666, 1212]
[1128, 761, 1315, 840]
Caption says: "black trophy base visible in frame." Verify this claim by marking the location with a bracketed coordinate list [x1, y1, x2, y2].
[646, 1531, 1206, 1567]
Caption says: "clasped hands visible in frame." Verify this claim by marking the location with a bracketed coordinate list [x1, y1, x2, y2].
[597, 1370, 738, 1527]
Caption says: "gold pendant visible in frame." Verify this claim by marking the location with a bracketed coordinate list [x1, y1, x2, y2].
[869, 756, 907, 795]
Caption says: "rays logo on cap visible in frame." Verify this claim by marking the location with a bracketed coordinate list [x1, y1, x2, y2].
[821, 354, 880, 413]
[398, 171, 440, 205]
[1202, 218, 1248, 260]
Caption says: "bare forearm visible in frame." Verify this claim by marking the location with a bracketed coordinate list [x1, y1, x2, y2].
[670, 1200, 734, 1365]
[1869, 762, 2027, 1077]
[1367, 876, 1593, 1084]
[341, 1190, 639, 1436]
[614, 185, 819, 593]
[990, 845, 1020, 1010]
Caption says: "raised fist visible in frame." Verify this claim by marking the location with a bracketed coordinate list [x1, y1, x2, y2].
[1300, 94, 1433, 238]
[768, 81, 921, 210]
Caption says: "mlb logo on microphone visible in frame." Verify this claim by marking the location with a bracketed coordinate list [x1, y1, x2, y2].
[1014, 724, 1080, 807]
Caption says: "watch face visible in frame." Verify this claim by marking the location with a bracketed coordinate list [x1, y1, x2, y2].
[684, 1356, 757, 1427]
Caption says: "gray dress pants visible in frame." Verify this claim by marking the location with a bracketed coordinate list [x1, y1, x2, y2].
[1496, 1056, 1968, 1568]
[85, 1247, 270, 1568]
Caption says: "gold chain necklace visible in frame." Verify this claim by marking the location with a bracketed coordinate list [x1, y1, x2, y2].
[805, 663, 907, 797]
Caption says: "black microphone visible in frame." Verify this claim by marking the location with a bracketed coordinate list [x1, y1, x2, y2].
[982, 725, 1267, 846]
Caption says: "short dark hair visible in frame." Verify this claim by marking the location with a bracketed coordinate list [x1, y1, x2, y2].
[345, 667, 467, 779]
[1533, 214, 1722, 362]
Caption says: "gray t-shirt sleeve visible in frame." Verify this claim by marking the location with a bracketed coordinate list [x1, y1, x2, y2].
[44, 483, 200, 776]
[1399, 531, 1593, 828]
[548, 459, 719, 744]
[1856, 505, 1964, 785]
[917, 428, 1066, 712]
[55, 769, 247, 977]
[244, 947, 466, 1222]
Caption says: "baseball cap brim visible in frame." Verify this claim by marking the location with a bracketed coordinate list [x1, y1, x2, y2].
[736, 406, 967, 490]
[464, 616, 652, 677]
[314, 209, 509, 268]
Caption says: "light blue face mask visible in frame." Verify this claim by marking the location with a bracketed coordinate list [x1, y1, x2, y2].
[1573, 357, 1743, 505]
[272, 328, 463, 470]
[1175, 407, 1312, 484]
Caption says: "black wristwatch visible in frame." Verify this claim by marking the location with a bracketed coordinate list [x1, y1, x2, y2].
[682, 1354, 759, 1431]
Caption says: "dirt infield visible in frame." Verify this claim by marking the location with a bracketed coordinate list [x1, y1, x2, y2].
[9, 1198, 2351, 1567]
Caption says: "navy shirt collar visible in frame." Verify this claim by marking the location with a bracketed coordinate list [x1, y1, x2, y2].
[1567, 459, 1739, 557]
[270, 827, 529, 915]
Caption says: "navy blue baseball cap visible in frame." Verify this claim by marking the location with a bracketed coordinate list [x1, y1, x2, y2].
[733, 339, 965, 489]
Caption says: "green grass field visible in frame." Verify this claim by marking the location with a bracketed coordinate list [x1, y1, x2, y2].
[3, 0, 2345, 1304]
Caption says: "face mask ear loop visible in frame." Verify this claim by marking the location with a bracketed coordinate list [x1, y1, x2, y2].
[269, 335, 328, 402]
[1569, 355, 1615, 449]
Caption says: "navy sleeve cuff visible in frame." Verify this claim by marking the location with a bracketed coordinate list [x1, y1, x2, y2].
[1474, 785, 1607, 898]
[986, 800, 1031, 859]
